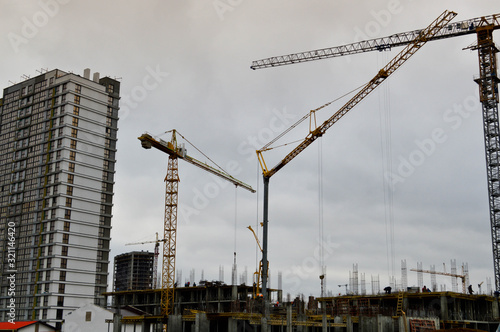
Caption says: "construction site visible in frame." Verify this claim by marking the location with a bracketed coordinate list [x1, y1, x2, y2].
[100, 10, 500, 332]
[105, 285, 500, 331]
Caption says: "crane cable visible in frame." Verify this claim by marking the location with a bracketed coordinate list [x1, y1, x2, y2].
[318, 139, 325, 296]
[176, 131, 230, 175]
[234, 186, 238, 254]
[233, 186, 238, 284]
[378, 52, 396, 281]
[163, 130, 244, 284]
[255, 159, 261, 273]
[260, 83, 367, 152]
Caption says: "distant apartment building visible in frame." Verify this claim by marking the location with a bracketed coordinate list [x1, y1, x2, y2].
[113, 251, 154, 292]
[0, 69, 120, 329]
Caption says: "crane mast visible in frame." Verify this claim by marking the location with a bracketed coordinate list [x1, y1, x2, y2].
[255, 11, 457, 312]
[473, 23, 500, 290]
[163, 154, 178, 323]
[139, 131, 255, 329]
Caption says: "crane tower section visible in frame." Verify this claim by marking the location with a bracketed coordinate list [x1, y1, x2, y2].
[474, 23, 500, 289]
[139, 131, 255, 328]
[162, 155, 179, 317]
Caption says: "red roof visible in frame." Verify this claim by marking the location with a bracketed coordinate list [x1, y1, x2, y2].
[0, 321, 53, 330]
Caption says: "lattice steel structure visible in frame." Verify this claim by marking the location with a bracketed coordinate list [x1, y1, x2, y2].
[256, 12, 458, 311]
[162, 155, 179, 320]
[251, 14, 499, 70]
[252, 12, 500, 291]
[138, 131, 255, 330]
[474, 23, 500, 289]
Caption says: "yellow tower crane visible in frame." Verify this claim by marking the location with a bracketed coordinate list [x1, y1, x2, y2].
[138, 130, 255, 329]
[247, 225, 268, 299]
[410, 267, 468, 294]
[252, 11, 500, 291]
[125, 232, 166, 289]
[253, 11, 458, 317]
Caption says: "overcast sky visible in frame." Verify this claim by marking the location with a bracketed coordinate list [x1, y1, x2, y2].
[1, 0, 499, 298]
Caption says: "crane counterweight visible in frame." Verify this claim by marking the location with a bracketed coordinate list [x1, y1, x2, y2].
[141, 139, 152, 149]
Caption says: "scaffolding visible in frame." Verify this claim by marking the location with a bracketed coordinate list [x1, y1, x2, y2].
[371, 275, 380, 295]
[430, 265, 437, 292]
[350, 264, 359, 295]
[401, 259, 408, 291]
[417, 262, 423, 290]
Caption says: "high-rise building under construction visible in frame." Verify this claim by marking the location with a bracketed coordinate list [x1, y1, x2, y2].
[0, 69, 120, 329]
[114, 251, 155, 292]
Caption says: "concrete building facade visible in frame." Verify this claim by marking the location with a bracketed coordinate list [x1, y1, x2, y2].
[114, 251, 154, 292]
[0, 69, 120, 329]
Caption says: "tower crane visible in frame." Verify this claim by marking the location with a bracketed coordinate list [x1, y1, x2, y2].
[251, 13, 499, 70]
[252, 11, 458, 314]
[125, 232, 166, 289]
[138, 130, 255, 329]
[247, 225, 267, 298]
[410, 268, 468, 294]
[252, 12, 500, 291]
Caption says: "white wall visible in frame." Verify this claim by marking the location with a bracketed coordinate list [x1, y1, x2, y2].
[62, 303, 111, 332]
[62, 303, 144, 332]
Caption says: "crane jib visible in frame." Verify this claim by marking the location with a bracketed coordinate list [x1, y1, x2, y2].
[259, 11, 457, 179]
[138, 133, 256, 193]
[251, 13, 499, 70]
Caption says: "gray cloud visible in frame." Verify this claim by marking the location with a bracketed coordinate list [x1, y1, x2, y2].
[1, 0, 498, 296]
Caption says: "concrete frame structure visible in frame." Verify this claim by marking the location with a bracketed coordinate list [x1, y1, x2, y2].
[106, 283, 282, 331]
[114, 251, 155, 292]
[106, 285, 500, 331]
[0, 69, 120, 329]
[322, 291, 500, 331]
